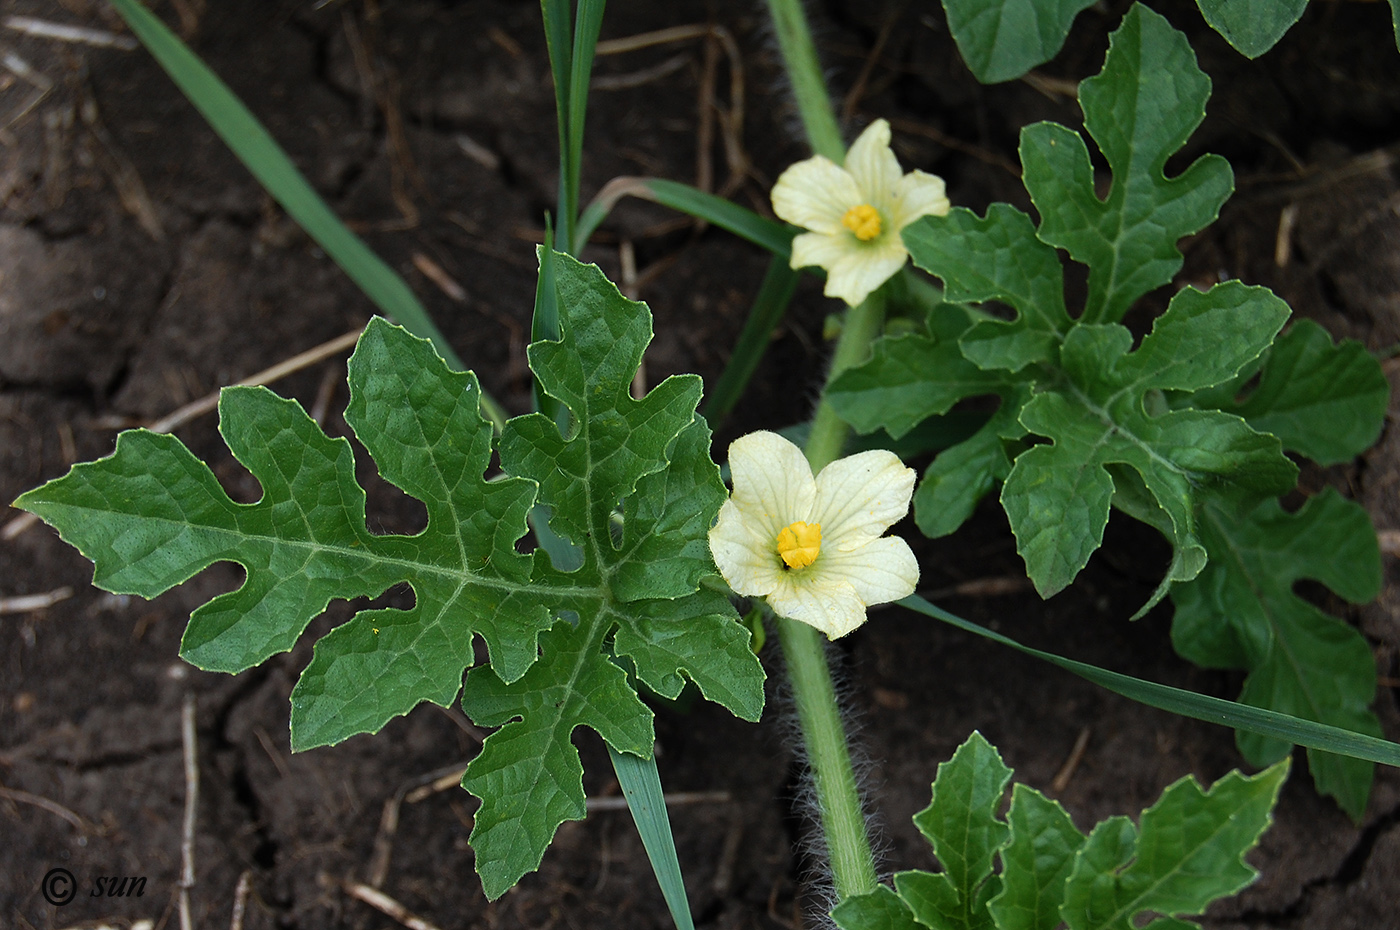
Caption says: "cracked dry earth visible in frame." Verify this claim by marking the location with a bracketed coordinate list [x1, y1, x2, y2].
[1, 1, 1399, 928]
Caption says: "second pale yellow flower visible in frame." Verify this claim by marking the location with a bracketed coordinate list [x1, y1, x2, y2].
[771, 119, 950, 307]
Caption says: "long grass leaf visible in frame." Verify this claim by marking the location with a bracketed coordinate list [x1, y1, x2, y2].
[532, 227, 562, 386]
[575, 178, 794, 257]
[899, 595, 1400, 767]
[566, 0, 606, 241]
[609, 746, 696, 930]
[541, 0, 575, 249]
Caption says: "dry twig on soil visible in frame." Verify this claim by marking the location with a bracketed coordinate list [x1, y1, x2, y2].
[179, 693, 199, 930]
[0, 587, 72, 615]
[3, 16, 138, 50]
[341, 880, 445, 930]
[0, 783, 99, 833]
[227, 870, 254, 930]
[1050, 726, 1092, 793]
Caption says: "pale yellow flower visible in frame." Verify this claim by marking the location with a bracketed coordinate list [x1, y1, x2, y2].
[771, 119, 950, 307]
[709, 431, 919, 639]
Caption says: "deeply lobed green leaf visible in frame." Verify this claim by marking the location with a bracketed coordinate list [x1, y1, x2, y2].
[870, 7, 1296, 587]
[1152, 299, 1388, 817]
[1021, 4, 1232, 326]
[1059, 763, 1287, 929]
[938, 0, 1351, 85]
[832, 733, 1288, 930]
[1171, 490, 1382, 818]
[836, 3, 1385, 815]
[938, 0, 1341, 83]
[1002, 282, 1296, 598]
[903, 732, 1012, 930]
[910, 386, 1030, 540]
[15, 253, 765, 899]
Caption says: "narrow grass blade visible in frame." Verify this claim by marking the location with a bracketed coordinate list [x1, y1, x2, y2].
[107, 0, 508, 430]
[898, 595, 1400, 768]
[532, 227, 563, 384]
[575, 178, 795, 257]
[540, 0, 603, 251]
[541, 0, 575, 248]
[702, 256, 799, 427]
[609, 745, 696, 930]
[567, 0, 606, 235]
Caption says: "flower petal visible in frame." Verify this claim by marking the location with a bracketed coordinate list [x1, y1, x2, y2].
[765, 572, 869, 639]
[789, 230, 852, 274]
[891, 170, 950, 231]
[821, 237, 907, 306]
[845, 120, 901, 206]
[819, 536, 918, 607]
[811, 449, 915, 545]
[772, 157, 861, 235]
[709, 499, 786, 597]
[725, 431, 815, 540]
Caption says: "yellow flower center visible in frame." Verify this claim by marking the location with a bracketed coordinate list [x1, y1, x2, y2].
[842, 203, 882, 241]
[776, 521, 822, 570]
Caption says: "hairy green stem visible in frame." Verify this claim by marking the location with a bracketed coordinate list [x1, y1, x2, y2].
[763, 0, 845, 163]
[777, 615, 878, 898]
[775, 290, 887, 903]
[762, 0, 884, 899]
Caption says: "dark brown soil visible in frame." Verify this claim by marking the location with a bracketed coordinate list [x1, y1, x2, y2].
[2, 1, 1398, 928]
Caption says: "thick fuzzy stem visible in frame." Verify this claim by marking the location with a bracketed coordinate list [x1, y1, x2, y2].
[777, 616, 879, 900]
[776, 290, 887, 903]
[762, 0, 885, 900]
[763, 0, 845, 163]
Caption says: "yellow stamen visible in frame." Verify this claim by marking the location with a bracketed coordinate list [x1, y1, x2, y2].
[776, 521, 822, 570]
[842, 203, 882, 241]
